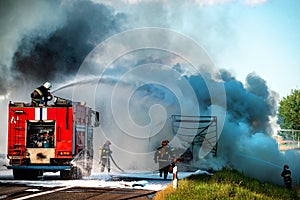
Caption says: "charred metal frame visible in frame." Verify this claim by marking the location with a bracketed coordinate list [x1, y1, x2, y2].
[172, 115, 218, 158]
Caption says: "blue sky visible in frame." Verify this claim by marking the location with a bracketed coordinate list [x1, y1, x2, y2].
[219, 0, 300, 98]
[106, 0, 300, 98]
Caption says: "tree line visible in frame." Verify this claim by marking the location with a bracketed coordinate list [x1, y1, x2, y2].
[278, 89, 300, 139]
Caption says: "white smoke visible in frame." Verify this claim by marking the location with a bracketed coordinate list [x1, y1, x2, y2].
[65, 54, 295, 186]
[60, 24, 296, 187]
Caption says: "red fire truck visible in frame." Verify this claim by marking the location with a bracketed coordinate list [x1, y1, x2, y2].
[6, 95, 99, 180]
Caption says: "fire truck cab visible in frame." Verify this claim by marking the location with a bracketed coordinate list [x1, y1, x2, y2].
[7, 96, 99, 180]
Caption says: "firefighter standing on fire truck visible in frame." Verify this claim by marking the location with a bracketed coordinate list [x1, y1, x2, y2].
[154, 140, 175, 179]
[31, 81, 53, 106]
[99, 140, 112, 173]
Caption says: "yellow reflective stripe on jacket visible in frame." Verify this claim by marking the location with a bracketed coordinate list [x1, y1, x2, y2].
[35, 88, 43, 96]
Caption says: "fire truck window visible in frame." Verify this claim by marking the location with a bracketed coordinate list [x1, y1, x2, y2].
[26, 121, 55, 148]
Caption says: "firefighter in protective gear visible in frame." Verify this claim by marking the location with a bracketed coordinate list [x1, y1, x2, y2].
[31, 82, 53, 106]
[99, 140, 112, 173]
[154, 140, 174, 179]
[281, 164, 292, 189]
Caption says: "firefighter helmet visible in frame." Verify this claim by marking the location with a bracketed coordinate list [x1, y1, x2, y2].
[43, 82, 52, 89]
[162, 140, 168, 146]
[284, 164, 289, 169]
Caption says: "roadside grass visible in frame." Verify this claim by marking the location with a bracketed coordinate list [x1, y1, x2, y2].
[154, 169, 299, 200]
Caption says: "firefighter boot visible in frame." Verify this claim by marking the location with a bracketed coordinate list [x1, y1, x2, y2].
[164, 172, 168, 180]
[163, 167, 169, 179]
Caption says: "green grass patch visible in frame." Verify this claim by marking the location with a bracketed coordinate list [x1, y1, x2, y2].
[154, 169, 299, 200]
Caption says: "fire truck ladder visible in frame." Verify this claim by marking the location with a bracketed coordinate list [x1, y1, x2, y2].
[172, 115, 218, 158]
[13, 111, 27, 165]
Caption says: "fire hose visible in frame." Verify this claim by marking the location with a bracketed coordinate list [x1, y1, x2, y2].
[109, 155, 125, 172]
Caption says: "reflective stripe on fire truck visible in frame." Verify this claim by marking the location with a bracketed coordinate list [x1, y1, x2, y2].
[35, 107, 47, 120]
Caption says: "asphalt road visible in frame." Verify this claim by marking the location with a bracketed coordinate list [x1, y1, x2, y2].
[0, 183, 157, 200]
[0, 166, 170, 200]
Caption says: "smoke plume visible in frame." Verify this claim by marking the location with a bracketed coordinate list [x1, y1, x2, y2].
[1, 0, 299, 187]
[0, 0, 126, 96]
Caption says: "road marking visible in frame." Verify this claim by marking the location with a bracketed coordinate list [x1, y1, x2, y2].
[0, 194, 9, 199]
[13, 186, 73, 200]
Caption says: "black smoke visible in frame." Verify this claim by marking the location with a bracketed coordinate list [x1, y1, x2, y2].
[221, 70, 278, 135]
[0, 0, 127, 95]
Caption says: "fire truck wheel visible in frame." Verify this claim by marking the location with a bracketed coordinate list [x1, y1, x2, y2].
[71, 166, 82, 179]
[60, 170, 72, 180]
[60, 167, 82, 180]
